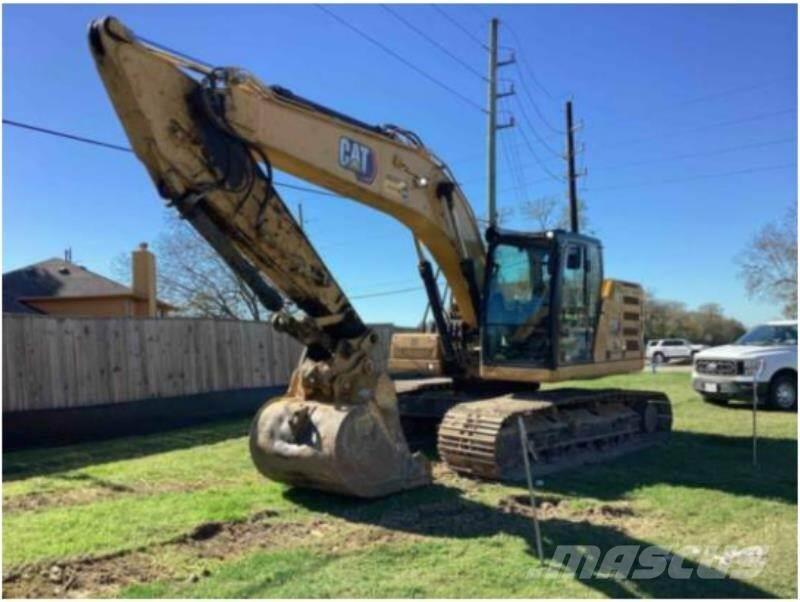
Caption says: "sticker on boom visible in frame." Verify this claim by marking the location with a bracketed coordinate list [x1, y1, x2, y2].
[339, 137, 377, 184]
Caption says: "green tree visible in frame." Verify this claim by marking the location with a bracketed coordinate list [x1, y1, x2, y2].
[644, 294, 745, 346]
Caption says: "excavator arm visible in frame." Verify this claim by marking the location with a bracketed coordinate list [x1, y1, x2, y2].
[89, 16, 485, 497]
[89, 17, 484, 330]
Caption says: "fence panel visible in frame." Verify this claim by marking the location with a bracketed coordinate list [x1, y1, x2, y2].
[2, 314, 395, 413]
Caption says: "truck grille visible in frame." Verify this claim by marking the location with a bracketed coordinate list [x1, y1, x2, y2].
[695, 359, 737, 376]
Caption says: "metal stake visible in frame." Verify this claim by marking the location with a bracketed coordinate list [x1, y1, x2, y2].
[752, 360, 765, 468]
[517, 416, 544, 564]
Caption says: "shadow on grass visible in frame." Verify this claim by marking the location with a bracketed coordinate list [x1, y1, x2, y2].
[540, 431, 796, 505]
[3, 417, 251, 482]
[286, 484, 775, 598]
[707, 400, 792, 412]
[402, 420, 796, 504]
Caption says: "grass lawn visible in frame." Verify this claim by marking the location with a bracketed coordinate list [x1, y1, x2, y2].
[3, 372, 797, 598]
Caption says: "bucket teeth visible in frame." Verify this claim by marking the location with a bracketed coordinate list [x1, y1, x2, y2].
[250, 397, 431, 498]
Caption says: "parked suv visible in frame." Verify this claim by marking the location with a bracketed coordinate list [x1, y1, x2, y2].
[692, 320, 797, 410]
[646, 338, 707, 363]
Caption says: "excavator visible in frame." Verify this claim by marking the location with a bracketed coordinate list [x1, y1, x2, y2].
[89, 17, 672, 498]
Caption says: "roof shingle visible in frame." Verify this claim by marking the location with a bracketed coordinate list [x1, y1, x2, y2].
[4, 258, 138, 313]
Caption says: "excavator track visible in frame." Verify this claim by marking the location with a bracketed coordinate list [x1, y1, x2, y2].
[438, 388, 672, 481]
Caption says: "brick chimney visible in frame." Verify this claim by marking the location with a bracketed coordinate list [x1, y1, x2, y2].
[132, 242, 157, 317]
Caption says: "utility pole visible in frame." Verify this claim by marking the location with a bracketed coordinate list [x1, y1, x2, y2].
[486, 17, 515, 230]
[565, 101, 579, 233]
[297, 202, 304, 232]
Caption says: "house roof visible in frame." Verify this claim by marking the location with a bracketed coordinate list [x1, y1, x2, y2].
[3, 258, 173, 313]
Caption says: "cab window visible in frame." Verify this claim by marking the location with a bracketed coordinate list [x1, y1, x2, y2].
[558, 242, 602, 365]
[483, 242, 552, 366]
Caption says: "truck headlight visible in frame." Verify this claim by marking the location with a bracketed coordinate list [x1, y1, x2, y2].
[742, 359, 759, 376]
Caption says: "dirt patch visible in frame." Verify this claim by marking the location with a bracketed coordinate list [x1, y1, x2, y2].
[499, 494, 567, 519]
[4, 480, 211, 515]
[431, 461, 480, 490]
[585, 504, 636, 519]
[2, 509, 332, 598]
[4, 489, 117, 514]
[499, 495, 640, 524]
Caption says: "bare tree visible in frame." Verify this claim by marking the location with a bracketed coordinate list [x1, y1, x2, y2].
[520, 195, 590, 231]
[476, 205, 515, 227]
[736, 204, 797, 319]
[112, 212, 270, 320]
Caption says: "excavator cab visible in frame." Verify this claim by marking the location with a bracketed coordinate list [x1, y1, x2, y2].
[482, 228, 603, 376]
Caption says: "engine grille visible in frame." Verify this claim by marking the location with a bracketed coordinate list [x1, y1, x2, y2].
[695, 359, 737, 376]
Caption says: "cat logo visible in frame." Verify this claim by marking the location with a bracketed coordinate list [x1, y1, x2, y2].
[338, 137, 376, 184]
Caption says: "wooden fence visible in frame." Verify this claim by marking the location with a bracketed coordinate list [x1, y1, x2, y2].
[2, 314, 394, 413]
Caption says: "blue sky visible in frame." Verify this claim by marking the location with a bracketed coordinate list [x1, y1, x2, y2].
[3, 3, 797, 327]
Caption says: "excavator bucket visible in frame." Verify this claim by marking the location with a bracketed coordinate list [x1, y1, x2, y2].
[249, 375, 431, 498]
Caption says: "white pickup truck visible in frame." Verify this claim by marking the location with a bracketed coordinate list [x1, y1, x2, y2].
[692, 320, 797, 410]
[646, 338, 707, 363]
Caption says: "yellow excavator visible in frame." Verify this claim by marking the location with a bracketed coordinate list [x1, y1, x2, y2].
[89, 17, 671, 498]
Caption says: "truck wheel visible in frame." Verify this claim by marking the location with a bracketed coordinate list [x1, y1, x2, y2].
[653, 352, 666, 364]
[701, 394, 728, 406]
[769, 373, 797, 411]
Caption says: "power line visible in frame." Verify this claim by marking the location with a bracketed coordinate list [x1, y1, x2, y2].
[3, 119, 134, 153]
[498, 129, 526, 205]
[431, 5, 488, 51]
[4, 118, 345, 200]
[508, 129, 533, 204]
[10, 117, 794, 222]
[511, 59, 564, 135]
[452, 105, 798, 166]
[465, 134, 797, 184]
[350, 285, 422, 300]
[503, 23, 556, 101]
[595, 136, 797, 171]
[316, 4, 486, 114]
[380, 5, 486, 82]
[591, 77, 792, 126]
[676, 77, 792, 107]
[587, 163, 796, 192]
[511, 92, 563, 158]
[512, 115, 565, 183]
[466, 5, 491, 22]
[6, 116, 429, 299]
[599, 108, 797, 149]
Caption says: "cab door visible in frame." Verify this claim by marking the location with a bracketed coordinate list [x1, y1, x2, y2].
[556, 238, 603, 366]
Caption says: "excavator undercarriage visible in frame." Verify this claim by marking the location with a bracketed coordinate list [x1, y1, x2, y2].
[393, 379, 672, 482]
[438, 388, 672, 480]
